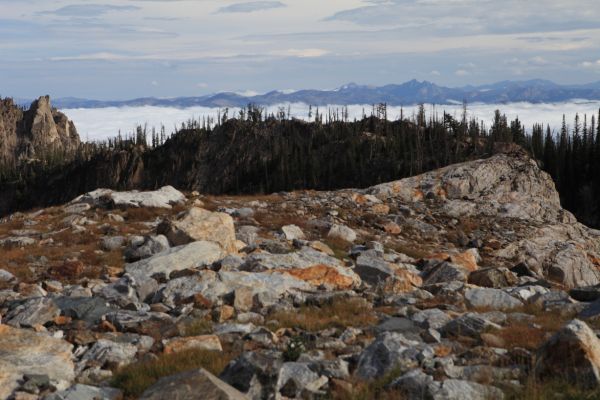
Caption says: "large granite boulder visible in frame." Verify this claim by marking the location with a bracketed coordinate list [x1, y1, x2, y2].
[242, 247, 360, 290]
[535, 319, 600, 389]
[45, 384, 122, 400]
[73, 186, 186, 209]
[125, 241, 226, 279]
[464, 288, 523, 311]
[355, 332, 433, 379]
[220, 351, 282, 398]
[158, 269, 313, 307]
[391, 370, 504, 400]
[158, 207, 237, 252]
[0, 325, 75, 398]
[140, 369, 249, 400]
[4, 297, 60, 327]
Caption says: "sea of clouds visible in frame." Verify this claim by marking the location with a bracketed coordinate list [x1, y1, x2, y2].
[65, 101, 600, 143]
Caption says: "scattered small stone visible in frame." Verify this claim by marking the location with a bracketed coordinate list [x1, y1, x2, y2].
[280, 224, 305, 241]
[327, 224, 357, 243]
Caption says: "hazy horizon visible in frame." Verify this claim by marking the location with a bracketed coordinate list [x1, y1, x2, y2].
[8, 77, 600, 103]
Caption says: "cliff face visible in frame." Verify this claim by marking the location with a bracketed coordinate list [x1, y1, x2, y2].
[0, 98, 22, 167]
[0, 96, 80, 167]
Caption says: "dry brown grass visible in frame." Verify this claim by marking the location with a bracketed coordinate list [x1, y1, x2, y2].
[494, 324, 548, 350]
[332, 385, 406, 400]
[508, 378, 600, 400]
[374, 306, 397, 316]
[323, 237, 351, 260]
[0, 210, 129, 283]
[388, 241, 430, 260]
[1, 239, 125, 283]
[268, 297, 378, 332]
[457, 216, 483, 235]
[177, 317, 213, 337]
[124, 206, 176, 222]
[491, 306, 575, 351]
[416, 295, 463, 311]
[253, 210, 308, 232]
[200, 193, 283, 212]
[112, 347, 238, 398]
[330, 366, 406, 400]
[0, 219, 24, 237]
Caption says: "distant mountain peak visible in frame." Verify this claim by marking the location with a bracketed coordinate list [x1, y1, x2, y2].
[46, 79, 600, 109]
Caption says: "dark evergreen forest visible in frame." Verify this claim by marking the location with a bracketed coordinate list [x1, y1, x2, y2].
[1, 103, 599, 228]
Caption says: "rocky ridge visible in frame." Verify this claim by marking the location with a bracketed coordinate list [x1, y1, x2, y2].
[1, 151, 600, 399]
[0, 96, 80, 168]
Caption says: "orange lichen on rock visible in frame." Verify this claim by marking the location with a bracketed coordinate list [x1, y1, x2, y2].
[437, 187, 448, 199]
[450, 251, 479, 272]
[280, 264, 356, 290]
[370, 204, 390, 215]
[588, 254, 600, 268]
[383, 222, 402, 235]
[163, 335, 222, 354]
[412, 189, 425, 201]
[381, 269, 423, 293]
[352, 194, 369, 205]
[427, 250, 479, 272]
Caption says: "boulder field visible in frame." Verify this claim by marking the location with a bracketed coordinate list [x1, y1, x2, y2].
[1, 151, 600, 399]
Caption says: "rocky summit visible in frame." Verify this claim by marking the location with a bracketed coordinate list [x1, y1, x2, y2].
[0, 96, 80, 168]
[1, 150, 600, 400]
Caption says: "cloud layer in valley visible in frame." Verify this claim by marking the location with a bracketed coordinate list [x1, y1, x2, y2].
[67, 101, 600, 143]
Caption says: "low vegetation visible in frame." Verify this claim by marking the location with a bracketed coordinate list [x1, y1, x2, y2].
[490, 306, 577, 350]
[112, 348, 237, 398]
[331, 366, 406, 400]
[509, 379, 600, 400]
[177, 317, 213, 337]
[268, 297, 378, 332]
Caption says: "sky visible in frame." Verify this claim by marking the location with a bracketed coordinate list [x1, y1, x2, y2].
[2, 0, 600, 100]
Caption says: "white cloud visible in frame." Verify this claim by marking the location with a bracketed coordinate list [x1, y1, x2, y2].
[581, 60, 600, 68]
[455, 69, 470, 76]
[49, 52, 139, 62]
[216, 1, 286, 13]
[44, 4, 140, 17]
[530, 56, 549, 65]
[279, 48, 330, 58]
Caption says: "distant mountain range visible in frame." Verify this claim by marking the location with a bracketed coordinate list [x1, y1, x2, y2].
[18, 79, 600, 109]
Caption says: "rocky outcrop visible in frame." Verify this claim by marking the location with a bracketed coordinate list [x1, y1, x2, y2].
[368, 151, 567, 223]
[368, 152, 600, 289]
[0, 96, 79, 167]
